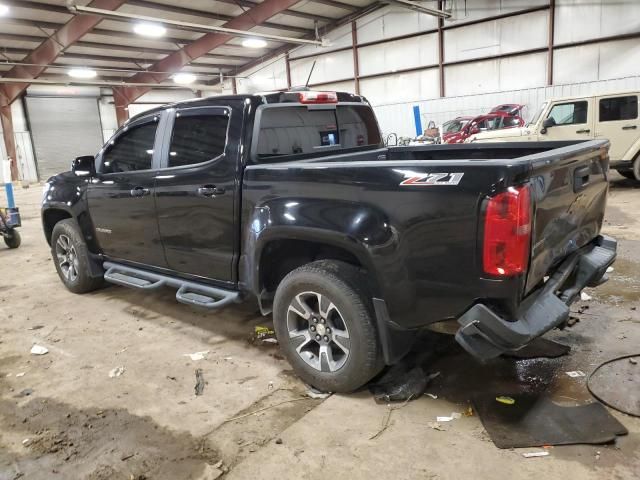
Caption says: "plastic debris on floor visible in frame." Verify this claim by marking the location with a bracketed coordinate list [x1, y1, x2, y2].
[369, 366, 440, 403]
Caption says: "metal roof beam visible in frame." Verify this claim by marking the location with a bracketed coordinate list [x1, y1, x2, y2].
[113, 0, 304, 108]
[2, 0, 329, 30]
[68, 3, 324, 46]
[0, 0, 128, 105]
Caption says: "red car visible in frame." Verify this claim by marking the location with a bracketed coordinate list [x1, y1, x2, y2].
[442, 106, 525, 144]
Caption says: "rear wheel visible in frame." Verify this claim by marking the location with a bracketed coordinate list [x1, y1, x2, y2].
[273, 260, 383, 393]
[51, 219, 103, 294]
[617, 170, 635, 180]
[3, 230, 21, 249]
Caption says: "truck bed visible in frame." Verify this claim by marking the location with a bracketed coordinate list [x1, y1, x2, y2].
[243, 139, 610, 331]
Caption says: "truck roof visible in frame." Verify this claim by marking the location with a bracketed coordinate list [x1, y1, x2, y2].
[537, 90, 639, 103]
[125, 90, 367, 125]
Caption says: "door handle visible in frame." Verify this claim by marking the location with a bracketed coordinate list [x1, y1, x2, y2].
[130, 186, 150, 197]
[576, 129, 591, 134]
[197, 185, 225, 197]
[622, 125, 637, 130]
[574, 166, 590, 192]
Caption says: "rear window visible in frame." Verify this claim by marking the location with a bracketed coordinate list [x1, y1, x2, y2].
[255, 105, 381, 161]
[599, 95, 638, 122]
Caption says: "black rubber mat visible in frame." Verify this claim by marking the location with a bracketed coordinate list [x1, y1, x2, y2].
[502, 338, 570, 359]
[473, 394, 628, 449]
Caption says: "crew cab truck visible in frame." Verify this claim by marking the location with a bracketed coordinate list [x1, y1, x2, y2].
[468, 91, 640, 181]
[42, 90, 616, 393]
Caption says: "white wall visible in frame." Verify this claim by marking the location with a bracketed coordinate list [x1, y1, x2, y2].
[374, 75, 640, 138]
[236, 0, 640, 138]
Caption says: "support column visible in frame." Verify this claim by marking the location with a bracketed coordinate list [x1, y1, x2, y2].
[285, 53, 292, 89]
[113, 89, 130, 127]
[232, 77, 238, 95]
[351, 21, 360, 94]
[437, 0, 445, 97]
[0, 99, 19, 182]
[547, 0, 555, 86]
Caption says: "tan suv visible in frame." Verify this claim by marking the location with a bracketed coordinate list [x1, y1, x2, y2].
[468, 91, 640, 180]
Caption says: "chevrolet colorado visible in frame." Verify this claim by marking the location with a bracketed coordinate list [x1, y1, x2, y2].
[42, 90, 616, 392]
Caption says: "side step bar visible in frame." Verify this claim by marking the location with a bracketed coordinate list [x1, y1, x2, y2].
[103, 261, 240, 309]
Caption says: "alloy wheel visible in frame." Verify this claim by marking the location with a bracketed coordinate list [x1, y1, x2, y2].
[286, 291, 351, 372]
[55, 234, 79, 282]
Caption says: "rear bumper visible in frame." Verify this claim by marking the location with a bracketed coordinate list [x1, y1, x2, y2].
[455, 235, 617, 361]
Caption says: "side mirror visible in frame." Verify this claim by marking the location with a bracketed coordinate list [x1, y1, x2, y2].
[72, 155, 96, 177]
[470, 127, 480, 135]
[540, 117, 556, 134]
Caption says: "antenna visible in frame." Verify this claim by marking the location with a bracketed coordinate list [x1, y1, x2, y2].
[305, 60, 317, 88]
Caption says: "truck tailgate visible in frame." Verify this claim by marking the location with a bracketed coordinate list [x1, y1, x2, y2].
[522, 140, 610, 294]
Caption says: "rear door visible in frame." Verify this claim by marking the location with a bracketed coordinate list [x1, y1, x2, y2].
[154, 104, 240, 284]
[88, 112, 167, 267]
[595, 93, 639, 161]
[543, 99, 594, 141]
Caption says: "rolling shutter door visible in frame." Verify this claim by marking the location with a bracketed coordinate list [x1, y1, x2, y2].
[25, 96, 104, 180]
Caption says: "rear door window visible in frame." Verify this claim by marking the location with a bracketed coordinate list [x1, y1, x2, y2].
[599, 95, 638, 122]
[168, 112, 229, 167]
[256, 105, 381, 161]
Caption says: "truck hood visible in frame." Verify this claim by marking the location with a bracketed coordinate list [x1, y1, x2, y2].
[468, 127, 529, 142]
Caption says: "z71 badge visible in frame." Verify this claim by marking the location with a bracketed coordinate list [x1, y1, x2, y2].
[399, 172, 464, 186]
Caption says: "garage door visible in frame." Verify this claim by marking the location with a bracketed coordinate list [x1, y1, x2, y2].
[25, 96, 104, 181]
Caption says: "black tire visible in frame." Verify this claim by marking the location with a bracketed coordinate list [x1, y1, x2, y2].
[617, 169, 636, 180]
[273, 260, 383, 393]
[3, 230, 21, 249]
[51, 219, 103, 294]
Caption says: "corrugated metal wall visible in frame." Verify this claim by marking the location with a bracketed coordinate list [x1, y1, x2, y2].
[238, 0, 640, 137]
[375, 75, 640, 137]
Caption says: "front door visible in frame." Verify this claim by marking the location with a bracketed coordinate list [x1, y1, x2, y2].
[595, 94, 639, 161]
[542, 99, 594, 141]
[154, 105, 239, 284]
[87, 112, 167, 268]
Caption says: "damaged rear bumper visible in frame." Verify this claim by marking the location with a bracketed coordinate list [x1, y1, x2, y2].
[455, 235, 617, 361]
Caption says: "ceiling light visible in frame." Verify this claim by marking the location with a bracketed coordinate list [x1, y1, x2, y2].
[68, 68, 97, 79]
[173, 73, 197, 85]
[0, 4, 9, 16]
[134, 22, 166, 38]
[242, 38, 267, 49]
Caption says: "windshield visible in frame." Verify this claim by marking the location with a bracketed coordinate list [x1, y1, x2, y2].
[442, 119, 469, 133]
[528, 102, 547, 127]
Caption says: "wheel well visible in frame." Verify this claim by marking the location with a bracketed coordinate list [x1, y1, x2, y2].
[259, 239, 364, 295]
[43, 209, 72, 245]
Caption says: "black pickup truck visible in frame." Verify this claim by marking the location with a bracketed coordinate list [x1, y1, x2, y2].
[42, 90, 616, 392]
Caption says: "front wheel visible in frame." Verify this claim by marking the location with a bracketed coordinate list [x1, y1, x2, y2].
[3, 230, 21, 249]
[51, 219, 103, 294]
[273, 260, 383, 393]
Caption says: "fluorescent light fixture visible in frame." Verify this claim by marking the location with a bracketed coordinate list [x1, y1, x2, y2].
[173, 72, 197, 85]
[133, 22, 166, 38]
[242, 38, 267, 49]
[68, 68, 97, 79]
[0, 4, 9, 16]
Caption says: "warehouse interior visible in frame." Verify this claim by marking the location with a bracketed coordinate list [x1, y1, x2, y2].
[1, 1, 639, 479]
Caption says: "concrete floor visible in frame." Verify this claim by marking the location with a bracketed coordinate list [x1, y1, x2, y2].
[0, 174, 639, 480]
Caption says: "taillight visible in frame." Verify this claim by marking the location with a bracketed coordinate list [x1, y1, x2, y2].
[298, 91, 338, 104]
[483, 185, 531, 276]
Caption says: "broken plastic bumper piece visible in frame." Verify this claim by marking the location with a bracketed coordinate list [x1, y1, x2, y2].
[455, 235, 617, 361]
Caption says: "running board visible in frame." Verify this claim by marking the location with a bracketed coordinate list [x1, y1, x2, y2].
[103, 261, 240, 309]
